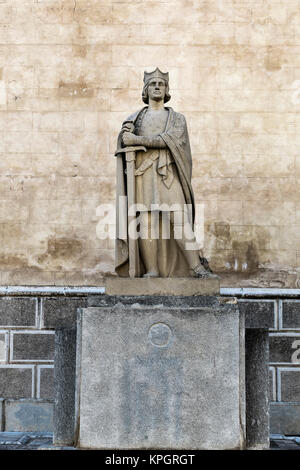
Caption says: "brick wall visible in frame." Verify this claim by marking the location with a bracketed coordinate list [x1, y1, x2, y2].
[0, 295, 86, 431]
[0, 292, 299, 434]
[240, 299, 300, 400]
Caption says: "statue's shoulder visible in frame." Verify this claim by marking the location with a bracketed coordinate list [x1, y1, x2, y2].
[123, 107, 147, 124]
[168, 108, 187, 125]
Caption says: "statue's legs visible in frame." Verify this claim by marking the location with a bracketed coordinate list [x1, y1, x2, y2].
[139, 210, 208, 277]
[139, 211, 159, 277]
[168, 211, 200, 270]
[169, 211, 216, 278]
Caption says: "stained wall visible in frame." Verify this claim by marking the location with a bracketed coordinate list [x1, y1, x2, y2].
[0, 0, 299, 286]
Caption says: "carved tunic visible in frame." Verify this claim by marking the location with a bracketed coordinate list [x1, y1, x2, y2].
[135, 108, 186, 211]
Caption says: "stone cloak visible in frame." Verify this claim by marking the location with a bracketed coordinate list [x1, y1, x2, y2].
[114, 106, 201, 277]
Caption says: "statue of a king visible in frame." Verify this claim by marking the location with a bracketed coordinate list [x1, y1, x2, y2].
[114, 68, 216, 279]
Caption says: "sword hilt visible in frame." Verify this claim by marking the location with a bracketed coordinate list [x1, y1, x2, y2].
[114, 146, 147, 157]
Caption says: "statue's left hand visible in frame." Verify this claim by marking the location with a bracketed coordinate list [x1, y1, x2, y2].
[122, 131, 140, 146]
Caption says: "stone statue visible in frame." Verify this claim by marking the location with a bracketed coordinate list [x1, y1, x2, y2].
[115, 68, 216, 279]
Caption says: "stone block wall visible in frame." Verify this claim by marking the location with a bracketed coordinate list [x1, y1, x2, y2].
[268, 299, 300, 435]
[239, 297, 300, 435]
[269, 300, 300, 404]
[0, 295, 87, 431]
[0, 292, 298, 434]
[0, 1, 299, 286]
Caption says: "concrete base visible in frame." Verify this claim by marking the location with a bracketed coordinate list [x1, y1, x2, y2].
[75, 296, 246, 450]
[105, 277, 220, 296]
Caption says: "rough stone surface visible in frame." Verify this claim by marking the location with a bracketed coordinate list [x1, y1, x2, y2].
[280, 369, 300, 402]
[105, 277, 220, 296]
[269, 368, 276, 401]
[38, 367, 54, 400]
[282, 302, 300, 329]
[76, 300, 245, 450]
[88, 294, 234, 309]
[88, 293, 225, 308]
[238, 301, 275, 329]
[0, 367, 33, 399]
[53, 328, 77, 447]
[270, 403, 300, 435]
[270, 335, 300, 363]
[11, 332, 54, 361]
[245, 329, 270, 450]
[41, 297, 87, 328]
[0, 333, 7, 362]
[0, 400, 3, 432]
[0, 298, 37, 327]
[4, 400, 53, 432]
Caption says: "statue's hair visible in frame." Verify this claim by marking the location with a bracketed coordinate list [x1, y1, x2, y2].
[142, 79, 171, 104]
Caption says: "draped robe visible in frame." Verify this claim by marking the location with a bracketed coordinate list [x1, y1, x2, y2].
[114, 106, 205, 277]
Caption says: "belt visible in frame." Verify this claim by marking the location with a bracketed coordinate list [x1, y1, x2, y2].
[135, 149, 174, 189]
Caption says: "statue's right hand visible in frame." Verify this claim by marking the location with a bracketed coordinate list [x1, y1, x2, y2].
[122, 123, 135, 133]
[122, 131, 140, 146]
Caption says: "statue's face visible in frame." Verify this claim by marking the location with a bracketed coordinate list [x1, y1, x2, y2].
[147, 79, 166, 102]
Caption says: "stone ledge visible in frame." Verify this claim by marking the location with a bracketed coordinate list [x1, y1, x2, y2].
[105, 277, 220, 296]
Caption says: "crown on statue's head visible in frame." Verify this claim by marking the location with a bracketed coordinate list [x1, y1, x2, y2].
[143, 67, 169, 85]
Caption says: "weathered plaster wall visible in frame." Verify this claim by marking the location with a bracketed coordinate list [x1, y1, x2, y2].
[0, 0, 299, 286]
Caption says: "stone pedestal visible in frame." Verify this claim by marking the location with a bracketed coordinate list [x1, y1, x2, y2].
[75, 288, 250, 450]
[105, 276, 220, 296]
[53, 280, 269, 450]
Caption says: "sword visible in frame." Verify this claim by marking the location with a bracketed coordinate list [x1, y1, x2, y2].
[115, 146, 147, 277]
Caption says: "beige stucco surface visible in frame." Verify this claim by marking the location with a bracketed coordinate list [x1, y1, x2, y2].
[0, 0, 299, 287]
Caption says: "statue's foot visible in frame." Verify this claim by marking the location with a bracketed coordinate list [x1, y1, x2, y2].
[143, 271, 159, 278]
[191, 264, 219, 279]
